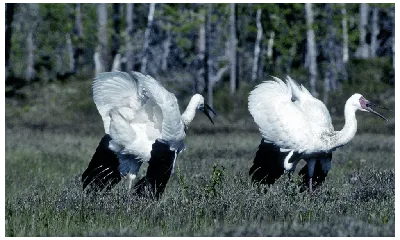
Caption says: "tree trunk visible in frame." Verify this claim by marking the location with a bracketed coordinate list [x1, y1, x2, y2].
[5, 3, 15, 79]
[111, 4, 121, 65]
[162, 23, 172, 71]
[198, 19, 205, 94]
[305, 3, 317, 96]
[323, 3, 336, 104]
[229, 3, 237, 95]
[208, 66, 229, 109]
[267, 31, 275, 63]
[370, 7, 379, 58]
[66, 34, 75, 73]
[392, 7, 395, 75]
[125, 3, 134, 72]
[112, 53, 121, 71]
[95, 3, 109, 74]
[204, 4, 211, 101]
[141, 3, 156, 74]
[74, 3, 84, 72]
[358, 3, 369, 59]
[341, 3, 349, 64]
[25, 3, 39, 82]
[251, 8, 263, 82]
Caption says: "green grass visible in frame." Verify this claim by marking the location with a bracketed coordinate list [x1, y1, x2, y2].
[5, 75, 395, 236]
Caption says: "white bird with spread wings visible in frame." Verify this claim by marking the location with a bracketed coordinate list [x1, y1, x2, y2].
[248, 76, 389, 190]
[82, 71, 216, 193]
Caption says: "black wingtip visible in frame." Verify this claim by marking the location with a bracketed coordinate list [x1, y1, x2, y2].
[82, 135, 122, 193]
[249, 139, 285, 185]
[133, 139, 176, 199]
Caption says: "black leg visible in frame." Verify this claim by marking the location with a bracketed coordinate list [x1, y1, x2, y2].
[133, 139, 176, 200]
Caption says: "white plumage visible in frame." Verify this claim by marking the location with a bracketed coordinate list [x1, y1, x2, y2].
[93, 71, 185, 161]
[88, 71, 215, 189]
[248, 76, 389, 190]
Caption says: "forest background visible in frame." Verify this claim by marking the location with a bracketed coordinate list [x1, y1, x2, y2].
[5, 3, 395, 236]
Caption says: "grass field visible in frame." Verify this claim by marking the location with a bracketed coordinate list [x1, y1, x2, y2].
[5, 78, 395, 236]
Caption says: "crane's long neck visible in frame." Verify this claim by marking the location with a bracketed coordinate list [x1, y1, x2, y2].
[331, 100, 358, 149]
[181, 97, 199, 127]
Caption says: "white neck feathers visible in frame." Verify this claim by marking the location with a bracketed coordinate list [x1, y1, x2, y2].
[331, 98, 358, 149]
[181, 95, 202, 127]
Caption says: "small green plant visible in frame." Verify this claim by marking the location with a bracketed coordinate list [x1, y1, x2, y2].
[204, 163, 226, 197]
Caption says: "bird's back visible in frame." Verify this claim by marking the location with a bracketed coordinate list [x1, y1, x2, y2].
[248, 77, 320, 153]
[286, 77, 333, 132]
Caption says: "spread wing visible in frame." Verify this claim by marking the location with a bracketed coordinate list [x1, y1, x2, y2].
[131, 72, 185, 152]
[92, 71, 163, 161]
[248, 77, 316, 152]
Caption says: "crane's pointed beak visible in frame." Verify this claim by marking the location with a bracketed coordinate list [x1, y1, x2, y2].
[199, 104, 216, 124]
[366, 102, 389, 121]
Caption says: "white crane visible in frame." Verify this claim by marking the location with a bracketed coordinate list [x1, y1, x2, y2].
[248, 76, 389, 191]
[82, 71, 216, 195]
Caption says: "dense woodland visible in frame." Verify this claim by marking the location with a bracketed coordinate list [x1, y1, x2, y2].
[5, 3, 395, 107]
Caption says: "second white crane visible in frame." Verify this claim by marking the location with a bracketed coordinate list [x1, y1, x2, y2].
[82, 71, 216, 197]
[248, 76, 389, 191]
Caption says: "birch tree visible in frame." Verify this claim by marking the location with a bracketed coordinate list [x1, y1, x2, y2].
[95, 3, 109, 74]
[370, 7, 379, 58]
[74, 3, 84, 72]
[5, 3, 15, 79]
[358, 3, 369, 59]
[341, 3, 349, 64]
[322, 3, 338, 104]
[26, 3, 39, 81]
[204, 4, 211, 103]
[267, 31, 275, 63]
[305, 3, 317, 96]
[125, 3, 134, 72]
[111, 3, 121, 71]
[161, 23, 172, 71]
[66, 34, 75, 73]
[251, 8, 263, 82]
[392, 7, 395, 75]
[229, 3, 237, 95]
[141, 3, 156, 74]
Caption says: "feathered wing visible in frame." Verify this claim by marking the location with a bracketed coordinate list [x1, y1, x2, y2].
[93, 71, 142, 134]
[92, 71, 163, 161]
[248, 77, 316, 152]
[130, 72, 185, 152]
[285, 76, 333, 131]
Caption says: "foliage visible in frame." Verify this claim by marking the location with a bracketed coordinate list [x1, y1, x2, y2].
[204, 163, 226, 197]
[6, 3, 394, 89]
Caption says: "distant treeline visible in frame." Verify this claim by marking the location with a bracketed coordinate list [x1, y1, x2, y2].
[5, 3, 395, 105]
